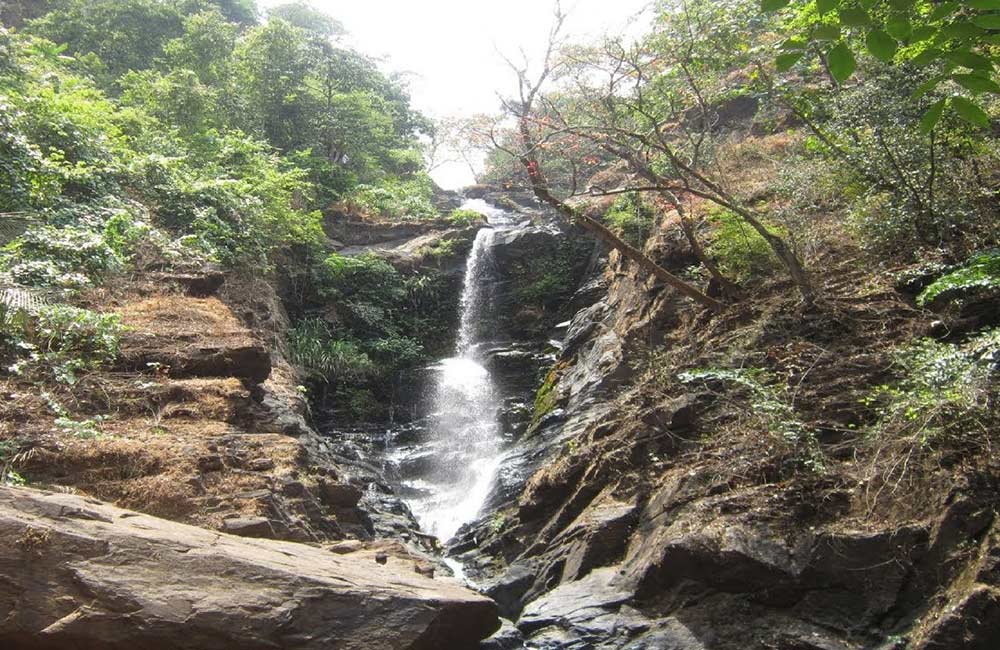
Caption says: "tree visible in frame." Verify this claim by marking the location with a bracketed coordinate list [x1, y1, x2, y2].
[27, 0, 186, 84]
[268, 1, 345, 39]
[162, 9, 239, 86]
[492, 0, 816, 304]
[235, 18, 315, 150]
[493, 4, 726, 312]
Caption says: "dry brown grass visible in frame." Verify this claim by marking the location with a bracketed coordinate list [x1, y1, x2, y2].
[120, 296, 251, 339]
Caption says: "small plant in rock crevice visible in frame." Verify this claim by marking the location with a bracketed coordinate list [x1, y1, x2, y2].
[41, 391, 105, 439]
[529, 366, 562, 432]
[0, 439, 30, 486]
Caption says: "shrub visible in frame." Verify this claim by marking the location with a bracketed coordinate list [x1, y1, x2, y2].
[367, 334, 424, 371]
[0, 99, 55, 212]
[446, 208, 484, 227]
[679, 367, 825, 472]
[918, 250, 1000, 307]
[706, 208, 784, 282]
[287, 318, 374, 381]
[604, 195, 655, 247]
[2, 223, 123, 288]
[7, 305, 124, 385]
[345, 177, 437, 220]
[318, 252, 404, 304]
[863, 332, 998, 450]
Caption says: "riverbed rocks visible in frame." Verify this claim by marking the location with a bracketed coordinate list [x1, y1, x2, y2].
[0, 486, 500, 649]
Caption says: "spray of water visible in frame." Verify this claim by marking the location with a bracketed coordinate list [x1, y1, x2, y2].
[404, 201, 512, 541]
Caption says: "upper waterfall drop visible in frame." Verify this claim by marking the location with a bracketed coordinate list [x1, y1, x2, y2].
[401, 199, 516, 541]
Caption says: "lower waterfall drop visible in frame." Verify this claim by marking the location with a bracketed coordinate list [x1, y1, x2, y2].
[404, 200, 513, 542]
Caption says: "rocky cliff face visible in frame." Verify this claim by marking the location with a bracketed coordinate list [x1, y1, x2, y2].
[446, 213, 1000, 650]
[0, 242, 502, 647]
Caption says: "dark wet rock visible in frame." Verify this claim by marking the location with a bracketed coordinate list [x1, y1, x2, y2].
[479, 618, 526, 649]
[914, 585, 1000, 650]
[221, 516, 274, 538]
[485, 560, 539, 619]
[517, 567, 635, 636]
[318, 480, 363, 508]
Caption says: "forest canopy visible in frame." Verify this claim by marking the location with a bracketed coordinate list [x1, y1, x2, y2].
[0, 0, 432, 273]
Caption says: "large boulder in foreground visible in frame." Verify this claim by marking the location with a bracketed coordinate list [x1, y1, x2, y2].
[0, 487, 499, 649]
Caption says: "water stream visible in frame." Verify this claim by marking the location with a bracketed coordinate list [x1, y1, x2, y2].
[400, 199, 515, 542]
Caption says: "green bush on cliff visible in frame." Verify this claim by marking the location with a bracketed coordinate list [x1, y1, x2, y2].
[605, 195, 655, 248]
[287, 318, 374, 382]
[2, 223, 122, 289]
[864, 331, 999, 450]
[6, 305, 124, 386]
[345, 177, 437, 220]
[318, 253, 404, 304]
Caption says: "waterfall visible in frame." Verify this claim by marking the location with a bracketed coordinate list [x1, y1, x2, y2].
[403, 200, 512, 542]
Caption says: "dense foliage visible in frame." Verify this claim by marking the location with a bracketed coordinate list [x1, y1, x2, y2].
[0, 1, 431, 276]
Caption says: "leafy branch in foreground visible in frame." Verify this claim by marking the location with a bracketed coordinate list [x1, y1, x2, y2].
[766, 0, 999, 130]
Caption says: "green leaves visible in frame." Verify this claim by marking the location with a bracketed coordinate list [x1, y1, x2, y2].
[911, 47, 944, 66]
[776, 51, 805, 71]
[911, 74, 947, 99]
[866, 29, 898, 62]
[762, 0, 791, 11]
[940, 21, 986, 40]
[813, 24, 842, 40]
[944, 50, 994, 72]
[972, 14, 1000, 29]
[817, 0, 840, 14]
[952, 73, 1000, 93]
[827, 42, 856, 82]
[951, 95, 992, 126]
[919, 98, 948, 134]
[886, 16, 913, 40]
[838, 6, 871, 26]
[763, 0, 1000, 133]
[929, 2, 961, 21]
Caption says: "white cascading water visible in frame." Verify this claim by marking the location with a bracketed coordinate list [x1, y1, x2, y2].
[404, 200, 513, 542]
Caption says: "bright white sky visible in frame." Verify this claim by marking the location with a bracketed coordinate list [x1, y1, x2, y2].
[259, 0, 654, 188]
